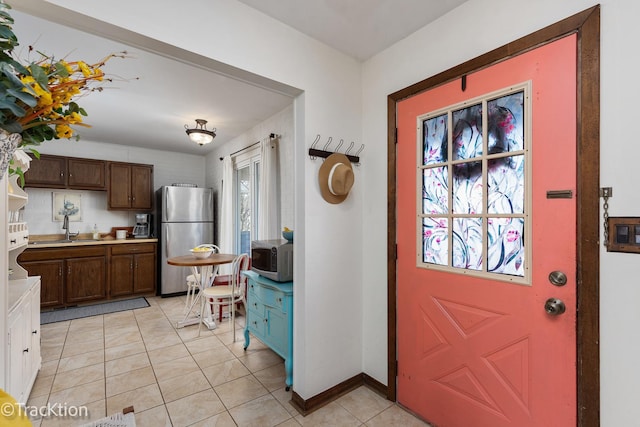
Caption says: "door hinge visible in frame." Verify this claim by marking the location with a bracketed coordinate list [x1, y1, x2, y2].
[396, 360, 398, 375]
[395, 244, 398, 260]
[395, 128, 398, 144]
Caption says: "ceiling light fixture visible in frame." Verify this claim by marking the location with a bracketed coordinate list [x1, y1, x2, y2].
[185, 119, 216, 146]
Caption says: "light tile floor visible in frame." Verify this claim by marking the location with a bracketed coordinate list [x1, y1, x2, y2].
[28, 295, 431, 426]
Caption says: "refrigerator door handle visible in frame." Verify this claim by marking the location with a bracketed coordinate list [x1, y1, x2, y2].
[164, 225, 170, 258]
[164, 190, 169, 223]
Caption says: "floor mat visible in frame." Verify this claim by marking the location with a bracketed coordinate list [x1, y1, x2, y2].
[41, 298, 149, 324]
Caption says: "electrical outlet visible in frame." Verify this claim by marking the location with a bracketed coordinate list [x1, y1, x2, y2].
[600, 187, 613, 198]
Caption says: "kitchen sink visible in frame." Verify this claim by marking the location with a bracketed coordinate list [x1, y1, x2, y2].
[29, 239, 98, 245]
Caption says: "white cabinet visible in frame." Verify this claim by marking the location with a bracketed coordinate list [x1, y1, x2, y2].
[3, 173, 39, 403]
[7, 278, 41, 404]
[7, 174, 29, 280]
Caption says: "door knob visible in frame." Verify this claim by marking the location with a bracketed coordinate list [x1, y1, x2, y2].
[544, 298, 566, 315]
[548, 271, 567, 286]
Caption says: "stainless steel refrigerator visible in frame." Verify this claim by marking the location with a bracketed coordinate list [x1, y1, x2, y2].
[156, 185, 214, 296]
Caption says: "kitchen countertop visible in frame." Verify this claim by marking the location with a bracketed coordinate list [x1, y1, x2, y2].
[27, 234, 157, 249]
[8, 277, 39, 313]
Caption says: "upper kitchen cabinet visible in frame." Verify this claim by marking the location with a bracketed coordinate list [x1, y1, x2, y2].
[24, 154, 106, 190]
[68, 158, 107, 189]
[108, 162, 153, 210]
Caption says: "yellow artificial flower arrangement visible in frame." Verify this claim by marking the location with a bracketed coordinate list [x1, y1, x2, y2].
[0, 1, 129, 183]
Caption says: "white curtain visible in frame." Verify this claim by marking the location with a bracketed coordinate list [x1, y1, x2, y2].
[258, 136, 280, 240]
[219, 155, 234, 273]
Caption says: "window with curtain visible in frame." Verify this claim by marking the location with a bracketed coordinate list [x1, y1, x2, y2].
[233, 146, 260, 255]
[221, 137, 279, 258]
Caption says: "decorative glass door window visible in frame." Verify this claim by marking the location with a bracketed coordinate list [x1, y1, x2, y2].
[417, 83, 531, 283]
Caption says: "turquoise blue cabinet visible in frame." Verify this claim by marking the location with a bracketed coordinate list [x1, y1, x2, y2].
[242, 271, 293, 390]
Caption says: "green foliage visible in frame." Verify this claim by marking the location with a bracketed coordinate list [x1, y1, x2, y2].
[1, 0, 123, 187]
[0, 2, 37, 136]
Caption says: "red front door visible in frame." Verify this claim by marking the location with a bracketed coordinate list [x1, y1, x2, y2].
[396, 35, 577, 427]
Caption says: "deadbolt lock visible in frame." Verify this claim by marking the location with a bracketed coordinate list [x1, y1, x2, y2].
[548, 271, 567, 286]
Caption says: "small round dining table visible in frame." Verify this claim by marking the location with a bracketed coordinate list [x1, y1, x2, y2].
[167, 253, 237, 330]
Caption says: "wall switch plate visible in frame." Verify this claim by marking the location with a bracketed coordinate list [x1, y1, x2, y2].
[607, 217, 640, 253]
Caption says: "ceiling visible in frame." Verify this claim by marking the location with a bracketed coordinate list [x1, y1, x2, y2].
[234, 0, 469, 61]
[10, 1, 468, 156]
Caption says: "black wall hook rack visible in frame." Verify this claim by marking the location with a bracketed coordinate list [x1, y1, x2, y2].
[308, 135, 364, 164]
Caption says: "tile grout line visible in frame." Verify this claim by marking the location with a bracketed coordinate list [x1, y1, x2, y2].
[36, 298, 296, 426]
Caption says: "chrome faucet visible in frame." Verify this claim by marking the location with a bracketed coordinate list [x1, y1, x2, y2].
[62, 214, 79, 241]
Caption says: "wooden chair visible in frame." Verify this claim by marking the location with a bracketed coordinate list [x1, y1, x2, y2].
[208, 257, 251, 321]
[199, 253, 250, 341]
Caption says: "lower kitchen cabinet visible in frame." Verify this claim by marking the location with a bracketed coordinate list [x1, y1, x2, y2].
[109, 243, 156, 297]
[18, 241, 157, 308]
[65, 256, 107, 304]
[8, 277, 41, 404]
[243, 270, 293, 390]
[19, 259, 63, 308]
[18, 246, 107, 308]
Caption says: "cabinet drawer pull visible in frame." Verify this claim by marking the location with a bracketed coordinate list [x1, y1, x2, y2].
[10, 239, 16, 244]
[23, 348, 29, 353]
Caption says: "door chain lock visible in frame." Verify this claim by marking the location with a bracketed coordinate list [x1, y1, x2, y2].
[600, 187, 613, 247]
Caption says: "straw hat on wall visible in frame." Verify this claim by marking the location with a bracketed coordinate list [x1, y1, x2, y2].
[318, 153, 354, 204]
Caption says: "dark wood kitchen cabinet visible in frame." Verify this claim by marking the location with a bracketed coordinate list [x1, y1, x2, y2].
[65, 256, 107, 304]
[24, 154, 106, 190]
[109, 243, 156, 297]
[23, 155, 66, 187]
[108, 162, 153, 210]
[67, 158, 107, 189]
[18, 246, 107, 308]
[18, 259, 64, 308]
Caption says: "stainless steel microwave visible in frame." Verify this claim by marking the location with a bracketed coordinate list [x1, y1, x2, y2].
[251, 239, 293, 282]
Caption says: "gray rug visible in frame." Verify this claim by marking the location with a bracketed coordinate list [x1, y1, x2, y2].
[41, 297, 149, 324]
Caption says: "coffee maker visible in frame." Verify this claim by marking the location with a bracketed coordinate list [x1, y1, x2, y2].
[133, 213, 151, 238]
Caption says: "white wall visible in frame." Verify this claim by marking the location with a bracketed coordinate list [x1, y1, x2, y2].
[362, 0, 637, 425]
[25, 140, 205, 235]
[17, 0, 364, 399]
